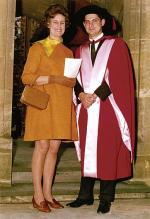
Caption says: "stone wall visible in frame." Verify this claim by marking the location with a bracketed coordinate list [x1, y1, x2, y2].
[123, 0, 150, 182]
[0, 0, 16, 186]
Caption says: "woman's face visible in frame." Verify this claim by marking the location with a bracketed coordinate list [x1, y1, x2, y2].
[48, 14, 66, 40]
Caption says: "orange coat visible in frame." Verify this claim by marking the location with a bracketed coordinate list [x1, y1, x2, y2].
[21, 41, 78, 141]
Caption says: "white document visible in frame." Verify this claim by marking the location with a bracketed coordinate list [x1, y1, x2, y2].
[64, 58, 82, 78]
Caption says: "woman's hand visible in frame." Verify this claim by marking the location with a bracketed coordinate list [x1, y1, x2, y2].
[36, 76, 49, 85]
[49, 75, 76, 87]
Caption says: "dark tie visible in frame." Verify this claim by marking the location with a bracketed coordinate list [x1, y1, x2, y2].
[91, 40, 96, 65]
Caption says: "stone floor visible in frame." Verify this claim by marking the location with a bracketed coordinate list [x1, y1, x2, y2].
[0, 199, 150, 219]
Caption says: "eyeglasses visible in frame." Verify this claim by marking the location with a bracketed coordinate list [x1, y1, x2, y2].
[84, 18, 101, 26]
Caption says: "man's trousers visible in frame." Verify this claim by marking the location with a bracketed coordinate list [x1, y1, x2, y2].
[78, 176, 117, 202]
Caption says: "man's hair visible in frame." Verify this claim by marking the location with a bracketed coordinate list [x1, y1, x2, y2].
[72, 4, 121, 36]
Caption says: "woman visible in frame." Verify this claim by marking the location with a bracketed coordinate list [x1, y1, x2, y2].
[21, 4, 78, 213]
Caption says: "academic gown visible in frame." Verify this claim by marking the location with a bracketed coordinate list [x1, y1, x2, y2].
[74, 36, 135, 180]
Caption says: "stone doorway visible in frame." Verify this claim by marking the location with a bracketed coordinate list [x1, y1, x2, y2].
[0, 0, 150, 191]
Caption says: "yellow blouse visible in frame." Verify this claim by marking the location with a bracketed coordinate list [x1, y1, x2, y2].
[38, 37, 63, 57]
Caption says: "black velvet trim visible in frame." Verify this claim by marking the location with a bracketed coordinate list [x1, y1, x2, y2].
[94, 81, 111, 101]
[74, 80, 84, 98]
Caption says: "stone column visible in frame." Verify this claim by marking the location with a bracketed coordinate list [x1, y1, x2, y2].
[0, 0, 16, 186]
[123, 0, 150, 183]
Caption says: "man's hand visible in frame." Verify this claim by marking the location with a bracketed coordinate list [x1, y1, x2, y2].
[79, 92, 97, 109]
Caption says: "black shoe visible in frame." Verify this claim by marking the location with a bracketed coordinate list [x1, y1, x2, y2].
[66, 198, 94, 208]
[97, 200, 111, 214]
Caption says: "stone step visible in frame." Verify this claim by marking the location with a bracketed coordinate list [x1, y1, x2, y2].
[12, 140, 81, 184]
[12, 170, 81, 184]
[6, 139, 149, 205]
[0, 181, 150, 204]
[12, 160, 80, 172]
[12, 140, 79, 172]
[12, 157, 81, 184]
[12, 139, 81, 184]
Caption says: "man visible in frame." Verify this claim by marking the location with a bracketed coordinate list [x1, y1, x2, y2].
[67, 4, 135, 214]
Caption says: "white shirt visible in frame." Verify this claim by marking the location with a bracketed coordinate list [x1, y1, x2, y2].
[89, 32, 104, 50]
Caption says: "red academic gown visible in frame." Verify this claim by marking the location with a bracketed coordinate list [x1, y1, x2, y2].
[74, 36, 135, 180]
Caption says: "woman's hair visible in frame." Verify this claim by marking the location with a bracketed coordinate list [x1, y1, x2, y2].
[30, 4, 69, 44]
[45, 4, 69, 27]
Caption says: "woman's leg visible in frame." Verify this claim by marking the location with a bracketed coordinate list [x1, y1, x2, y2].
[32, 140, 49, 204]
[43, 140, 61, 201]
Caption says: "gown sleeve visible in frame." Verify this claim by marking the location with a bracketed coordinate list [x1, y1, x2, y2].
[74, 46, 84, 100]
[108, 38, 135, 160]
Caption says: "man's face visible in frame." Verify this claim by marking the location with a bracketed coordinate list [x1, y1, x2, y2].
[83, 13, 105, 38]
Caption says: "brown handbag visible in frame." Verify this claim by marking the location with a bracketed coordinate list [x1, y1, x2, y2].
[20, 85, 49, 110]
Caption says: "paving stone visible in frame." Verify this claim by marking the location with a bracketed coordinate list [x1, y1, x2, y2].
[0, 199, 150, 219]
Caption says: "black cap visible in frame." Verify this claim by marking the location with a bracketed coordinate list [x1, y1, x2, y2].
[75, 5, 106, 22]
[73, 4, 121, 35]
